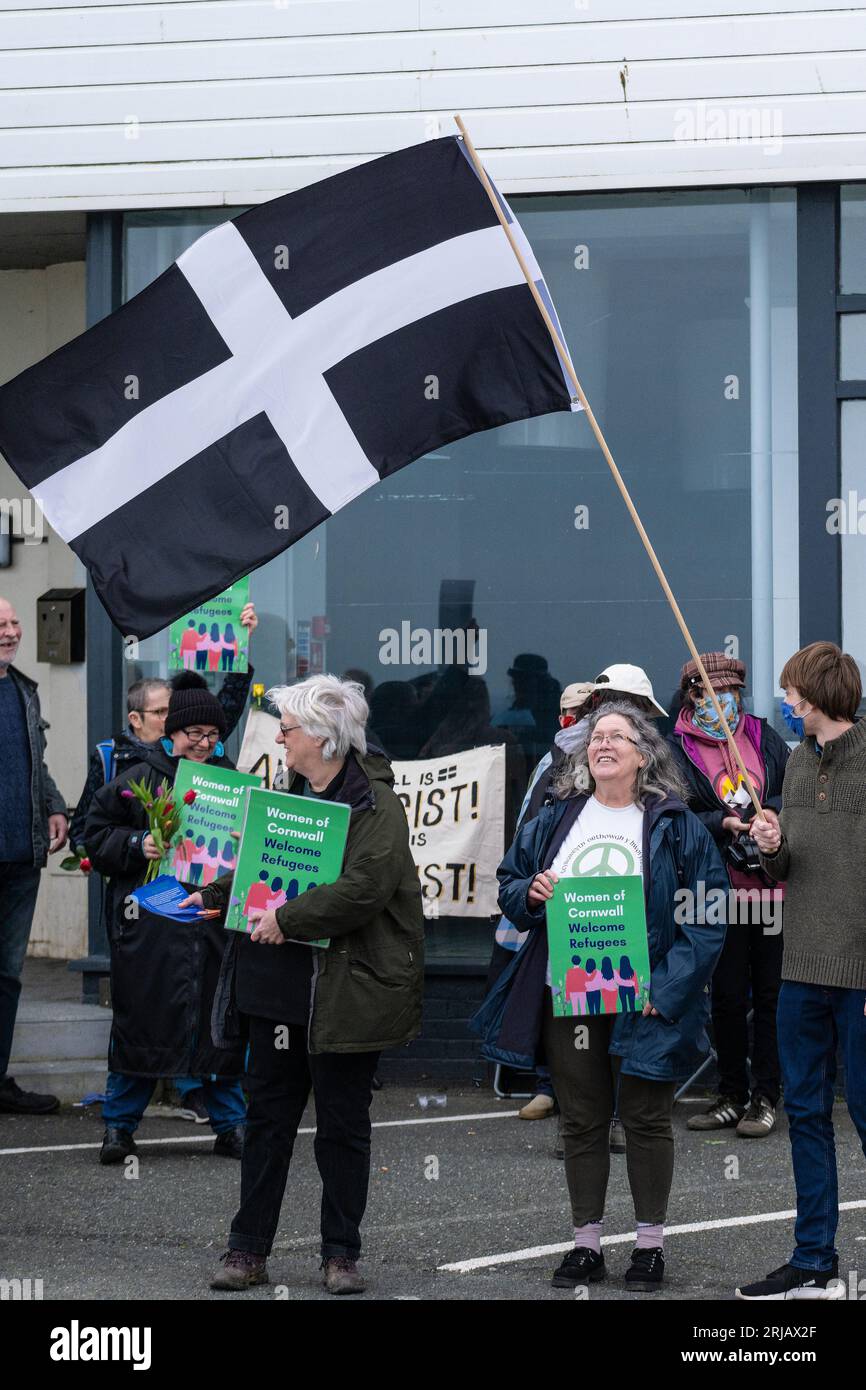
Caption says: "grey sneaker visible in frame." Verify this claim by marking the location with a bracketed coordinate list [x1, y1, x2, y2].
[686, 1096, 746, 1131]
[736, 1095, 777, 1138]
[321, 1256, 366, 1295]
[210, 1249, 269, 1291]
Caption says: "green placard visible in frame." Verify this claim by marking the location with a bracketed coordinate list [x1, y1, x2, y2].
[225, 788, 352, 946]
[160, 759, 262, 884]
[546, 875, 651, 1018]
[168, 577, 251, 674]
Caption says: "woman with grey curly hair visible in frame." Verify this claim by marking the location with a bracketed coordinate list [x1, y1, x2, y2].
[472, 701, 728, 1293]
[182, 674, 424, 1297]
[552, 701, 689, 804]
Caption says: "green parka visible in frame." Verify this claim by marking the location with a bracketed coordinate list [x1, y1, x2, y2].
[200, 747, 425, 1054]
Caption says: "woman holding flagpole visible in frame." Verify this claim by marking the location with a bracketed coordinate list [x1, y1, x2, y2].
[471, 702, 727, 1292]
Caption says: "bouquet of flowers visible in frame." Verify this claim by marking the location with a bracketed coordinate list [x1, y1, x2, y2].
[120, 779, 196, 884]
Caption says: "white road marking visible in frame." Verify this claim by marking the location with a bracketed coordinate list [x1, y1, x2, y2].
[0, 1108, 519, 1157]
[439, 1200, 866, 1272]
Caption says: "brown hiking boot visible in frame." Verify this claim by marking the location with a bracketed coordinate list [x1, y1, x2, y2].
[321, 1256, 366, 1295]
[210, 1249, 269, 1291]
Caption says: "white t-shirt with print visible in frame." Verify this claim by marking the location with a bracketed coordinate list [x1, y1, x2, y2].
[545, 796, 644, 988]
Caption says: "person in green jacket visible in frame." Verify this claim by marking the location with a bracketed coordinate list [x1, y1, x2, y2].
[181, 674, 424, 1296]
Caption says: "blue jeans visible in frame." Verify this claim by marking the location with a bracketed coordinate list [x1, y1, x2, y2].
[0, 863, 42, 1078]
[534, 1065, 554, 1099]
[777, 981, 866, 1271]
[103, 1070, 247, 1135]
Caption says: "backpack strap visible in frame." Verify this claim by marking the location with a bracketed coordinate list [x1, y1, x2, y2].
[96, 739, 116, 784]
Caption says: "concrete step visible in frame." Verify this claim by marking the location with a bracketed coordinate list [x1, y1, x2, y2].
[5, 1059, 108, 1107]
[10, 1000, 111, 1063]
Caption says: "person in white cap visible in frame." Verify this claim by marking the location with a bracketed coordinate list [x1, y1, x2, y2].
[591, 664, 669, 719]
[513, 682, 596, 1124]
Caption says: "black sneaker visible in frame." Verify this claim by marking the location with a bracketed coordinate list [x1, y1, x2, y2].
[99, 1127, 137, 1165]
[0, 1076, 60, 1115]
[624, 1246, 665, 1290]
[177, 1088, 209, 1123]
[735, 1260, 845, 1301]
[686, 1095, 746, 1131]
[551, 1246, 606, 1289]
[214, 1125, 245, 1159]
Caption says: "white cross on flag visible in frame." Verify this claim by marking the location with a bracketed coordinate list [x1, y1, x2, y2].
[0, 137, 578, 638]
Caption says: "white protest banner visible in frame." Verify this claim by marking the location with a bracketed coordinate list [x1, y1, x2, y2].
[238, 716, 505, 916]
[392, 745, 505, 918]
[237, 708, 285, 789]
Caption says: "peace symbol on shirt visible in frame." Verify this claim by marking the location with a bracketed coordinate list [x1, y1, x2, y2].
[569, 841, 637, 877]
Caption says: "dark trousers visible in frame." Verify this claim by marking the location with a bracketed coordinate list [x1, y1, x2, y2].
[543, 1011, 676, 1225]
[711, 910, 783, 1105]
[228, 1016, 380, 1261]
[0, 863, 42, 1079]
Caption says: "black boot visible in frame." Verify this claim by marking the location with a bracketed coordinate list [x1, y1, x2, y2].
[99, 1127, 137, 1165]
[214, 1125, 245, 1159]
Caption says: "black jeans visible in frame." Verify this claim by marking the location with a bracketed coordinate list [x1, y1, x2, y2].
[0, 863, 42, 1078]
[228, 1015, 380, 1261]
[711, 910, 783, 1106]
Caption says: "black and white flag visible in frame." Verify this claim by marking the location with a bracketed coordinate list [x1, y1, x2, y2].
[0, 137, 578, 638]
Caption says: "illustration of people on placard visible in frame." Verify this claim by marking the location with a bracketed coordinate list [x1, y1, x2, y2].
[200, 835, 221, 886]
[179, 620, 200, 670]
[600, 957, 619, 1014]
[221, 622, 239, 672]
[173, 829, 195, 879]
[265, 875, 287, 912]
[207, 622, 222, 673]
[183, 834, 208, 884]
[616, 955, 640, 1012]
[584, 956, 603, 1015]
[565, 954, 588, 1016]
[243, 870, 273, 929]
[218, 839, 236, 876]
[195, 623, 209, 671]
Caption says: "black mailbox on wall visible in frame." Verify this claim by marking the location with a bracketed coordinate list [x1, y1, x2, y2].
[37, 588, 86, 664]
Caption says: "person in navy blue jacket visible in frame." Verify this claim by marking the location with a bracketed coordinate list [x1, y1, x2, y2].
[470, 700, 728, 1293]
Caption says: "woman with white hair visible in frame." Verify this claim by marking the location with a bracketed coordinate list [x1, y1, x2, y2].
[181, 674, 425, 1296]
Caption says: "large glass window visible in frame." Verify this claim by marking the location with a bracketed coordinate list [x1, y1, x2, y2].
[123, 188, 799, 960]
[840, 185, 866, 686]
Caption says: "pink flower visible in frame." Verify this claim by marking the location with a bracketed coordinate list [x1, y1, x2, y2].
[120, 789, 135, 800]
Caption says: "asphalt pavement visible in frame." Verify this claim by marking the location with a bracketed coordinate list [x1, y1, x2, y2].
[1, 1086, 865, 1303]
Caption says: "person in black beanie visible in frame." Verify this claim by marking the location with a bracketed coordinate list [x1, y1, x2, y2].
[84, 673, 247, 1165]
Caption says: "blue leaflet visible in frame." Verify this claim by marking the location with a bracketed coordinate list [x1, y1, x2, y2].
[127, 874, 204, 921]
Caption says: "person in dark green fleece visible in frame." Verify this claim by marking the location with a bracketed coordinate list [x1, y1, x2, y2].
[736, 641, 866, 1302]
[181, 674, 424, 1297]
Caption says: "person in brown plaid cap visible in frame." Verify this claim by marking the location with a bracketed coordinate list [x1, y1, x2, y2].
[667, 652, 790, 1138]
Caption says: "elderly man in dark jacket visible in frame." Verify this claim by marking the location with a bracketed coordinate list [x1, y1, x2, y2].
[0, 596, 68, 1115]
[84, 674, 246, 1164]
[183, 674, 424, 1297]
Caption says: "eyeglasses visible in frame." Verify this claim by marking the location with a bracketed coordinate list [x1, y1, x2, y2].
[278, 723, 302, 737]
[138, 706, 169, 719]
[182, 728, 220, 746]
[588, 732, 638, 748]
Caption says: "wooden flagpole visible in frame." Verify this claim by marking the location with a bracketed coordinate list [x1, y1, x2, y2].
[454, 113, 765, 821]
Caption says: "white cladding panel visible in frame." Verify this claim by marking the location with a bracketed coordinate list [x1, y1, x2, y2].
[0, 1, 865, 209]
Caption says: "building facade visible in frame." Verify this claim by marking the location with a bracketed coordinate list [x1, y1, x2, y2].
[1, 1, 865, 1072]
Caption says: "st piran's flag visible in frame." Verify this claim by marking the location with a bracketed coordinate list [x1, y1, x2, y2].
[0, 137, 579, 639]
